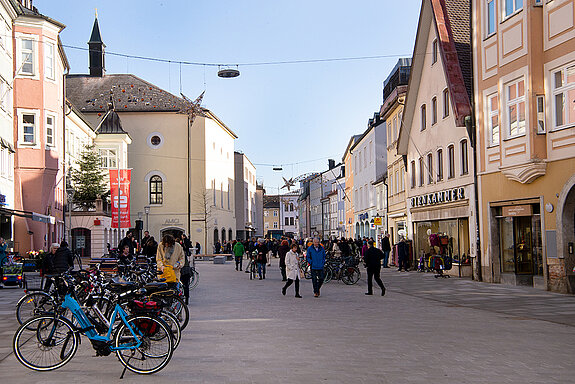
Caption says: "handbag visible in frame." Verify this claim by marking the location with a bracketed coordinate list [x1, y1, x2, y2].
[160, 264, 177, 283]
[180, 255, 191, 277]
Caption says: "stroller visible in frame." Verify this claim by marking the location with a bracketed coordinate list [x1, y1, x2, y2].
[430, 254, 452, 278]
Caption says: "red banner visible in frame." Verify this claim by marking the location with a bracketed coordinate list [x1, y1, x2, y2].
[109, 169, 131, 229]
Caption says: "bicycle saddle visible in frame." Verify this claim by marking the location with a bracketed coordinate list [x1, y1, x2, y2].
[144, 282, 168, 291]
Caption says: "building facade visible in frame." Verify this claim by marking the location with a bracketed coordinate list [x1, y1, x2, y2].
[234, 151, 256, 241]
[343, 135, 360, 239]
[473, 0, 575, 292]
[398, 0, 475, 277]
[279, 192, 299, 237]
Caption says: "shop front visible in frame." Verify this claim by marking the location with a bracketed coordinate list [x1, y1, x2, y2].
[409, 186, 474, 277]
[490, 201, 544, 288]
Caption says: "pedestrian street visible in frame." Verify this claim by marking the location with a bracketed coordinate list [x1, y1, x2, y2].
[0, 259, 574, 383]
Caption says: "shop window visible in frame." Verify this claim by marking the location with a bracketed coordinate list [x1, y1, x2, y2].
[447, 145, 455, 179]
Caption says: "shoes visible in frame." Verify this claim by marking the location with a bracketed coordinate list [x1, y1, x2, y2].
[259, 277, 262, 280]
[239, 268, 242, 271]
[295, 294, 302, 298]
[381, 287, 386, 296]
[314, 293, 319, 298]
[397, 269, 402, 271]
[282, 279, 287, 282]
[282, 287, 286, 296]
[365, 292, 373, 295]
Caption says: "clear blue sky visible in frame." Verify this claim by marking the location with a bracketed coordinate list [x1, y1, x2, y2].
[37, 0, 421, 193]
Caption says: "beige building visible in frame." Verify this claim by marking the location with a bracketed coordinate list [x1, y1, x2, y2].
[473, 0, 575, 292]
[343, 135, 360, 239]
[263, 195, 279, 236]
[399, 0, 475, 277]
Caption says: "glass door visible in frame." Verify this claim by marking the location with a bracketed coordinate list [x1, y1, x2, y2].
[514, 216, 533, 275]
[500, 217, 515, 273]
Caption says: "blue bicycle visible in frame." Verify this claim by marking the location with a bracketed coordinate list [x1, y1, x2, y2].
[13, 276, 174, 375]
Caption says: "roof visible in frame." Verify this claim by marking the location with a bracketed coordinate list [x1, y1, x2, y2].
[88, 17, 104, 44]
[398, 0, 472, 154]
[263, 195, 280, 209]
[10, 0, 66, 29]
[341, 134, 362, 162]
[66, 74, 187, 113]
[95, 109, 128, 134]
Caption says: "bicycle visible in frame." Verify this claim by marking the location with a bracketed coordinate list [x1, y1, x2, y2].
[13, 275, 174, 376]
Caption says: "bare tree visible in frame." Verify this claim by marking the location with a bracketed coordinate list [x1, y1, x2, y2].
[192, 187, 214, 254]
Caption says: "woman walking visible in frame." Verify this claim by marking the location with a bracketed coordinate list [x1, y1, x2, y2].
[156, 234, 185, 290]
[282, 243, 302, 298]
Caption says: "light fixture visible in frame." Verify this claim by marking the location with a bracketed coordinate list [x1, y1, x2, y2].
[273, 167, 283, 171]
[218, 66, 240, 78]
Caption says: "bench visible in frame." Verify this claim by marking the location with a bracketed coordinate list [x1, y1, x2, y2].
[193, 254, 233, 262]
[213, 255, 226, 264]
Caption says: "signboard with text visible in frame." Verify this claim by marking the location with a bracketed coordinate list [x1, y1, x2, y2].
[109, 169, 131, 228]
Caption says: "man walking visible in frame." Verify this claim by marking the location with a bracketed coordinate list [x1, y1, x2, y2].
[233, 240, 245, 271]
[381, 233, 391, 268]
[306, 237, 326, 297]
[397, 237, 409, 272]
[364, 240, 386, 296]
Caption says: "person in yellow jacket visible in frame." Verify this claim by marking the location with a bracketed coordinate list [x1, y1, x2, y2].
[156, 234, 185, 286]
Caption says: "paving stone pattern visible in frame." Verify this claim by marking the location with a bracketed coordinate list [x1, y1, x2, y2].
[0, 261, 574, 383]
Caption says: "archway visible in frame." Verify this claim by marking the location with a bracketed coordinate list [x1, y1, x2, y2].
[160, 227, 184, 241]
[213, 228, 219, 251]
[355, 223, 360, 238]
[558, 177, 575, 293]
[221, 228, 226, 243]
[71, 227, 91, 259]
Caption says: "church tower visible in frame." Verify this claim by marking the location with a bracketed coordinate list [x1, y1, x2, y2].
[88, 14, 105, 77]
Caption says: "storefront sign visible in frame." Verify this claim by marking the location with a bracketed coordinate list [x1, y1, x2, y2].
[373, 217, 383, 226]
[358, 212, 369, 221]
[109, 169, 131, 229]
[503, 205, 532, 217]
[0, 193, 6, 206]
[410, 187, 465, 208]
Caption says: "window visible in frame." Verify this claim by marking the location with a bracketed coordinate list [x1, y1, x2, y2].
[553, 64, 575, 129]
[369, 141, 373, 163]
[220, 182, 223, 208]
[400, 167, 405, 191]
[487, 93, 500, 145]
[437, 149, 443, 181]
[285, 204, 289, 212]
[150, 135, 161, 146]
[99, 149, 117, 168]
[536, 95, 545, 134]
[290, 217, 294, 226]
[393, 116, 398, 142]
[419, 157, 424, 186]
[149, 176, 163, 204]
[45, 42, 55, 80]
[443, 89, 449, 118]
[460, 140, 469, 175]
[421, 104, 426, 131]
[273, 210, 278, 217]
[273, 222, 278, 229]
[46, 115, 55, 147]
[363, 149, 367, 169]
[212, 179, 216, 206]
[290, 203, 294, 211]
[432, 39, 438, 64]
[21, 113, 36, 144]
[395, 170, 399, 194]
[487, 0, 496, 36]
[285, 217, 289, 226]
[21, 38, 34, 75]
[0, 78, 12, 113]
[504, 0, 523, 18]
[264, 210, 269, 217]
[427, 153, 433, 184]
[432, 97, 437, 125]
[389, 173, 393, 196]
[506, 78, 526, 137]
[448, 145, 455, 179]
[411, 161, 416, 188]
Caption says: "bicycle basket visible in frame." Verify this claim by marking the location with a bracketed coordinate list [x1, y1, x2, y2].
[134, 317, 160, 336]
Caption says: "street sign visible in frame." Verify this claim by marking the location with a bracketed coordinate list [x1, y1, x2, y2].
[373, 217, 383, 226]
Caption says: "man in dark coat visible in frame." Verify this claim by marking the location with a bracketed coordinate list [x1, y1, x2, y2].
[397, 237, 409, 272]
[364, 240, 386, 296]
[381, 233, 391, 268]
[277, 240, 290, 281]
[118, 232, 135, 256]
[54, 241, 74, 273]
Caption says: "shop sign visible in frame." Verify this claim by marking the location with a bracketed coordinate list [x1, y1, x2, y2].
[164, 218, 180, 225]
[410, 187, 465, 208]
[0, 193, 6, 206]
[358, 212, 369, 221]
[503, 205, 532, 217]
[373, 217, 383, 226]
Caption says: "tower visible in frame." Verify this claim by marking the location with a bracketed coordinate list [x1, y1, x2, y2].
[88, 15, 105, 77]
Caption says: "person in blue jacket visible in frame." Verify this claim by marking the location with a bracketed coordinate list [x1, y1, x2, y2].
[306, 237, 326, 297]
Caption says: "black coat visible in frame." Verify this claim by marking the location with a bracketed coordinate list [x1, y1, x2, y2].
[256, 243, 268, 263]
[382, 236, 391, 252]
[364, 246, 383, 268]
[278, 244, 290, 267]
[50, 247, 74, 273]
[397, 241, 409, 259]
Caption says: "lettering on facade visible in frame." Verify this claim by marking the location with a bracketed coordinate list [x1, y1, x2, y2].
[164, 218, 180, 225]
[502, 205, 532, 217]
[410, 187, 466, 208]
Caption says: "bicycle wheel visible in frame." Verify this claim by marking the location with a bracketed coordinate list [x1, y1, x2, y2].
[16, 292, 56, 326]
[13, 315, 79, 371]
[114, 315, 173, 375]
[323, 266, 333, 284]
[160, 311, 181, 350]
[303, 263, 312, 279]
[343, 266, 361, 285]
[190, 269, 200, 290]
[167, 295, 189, 330]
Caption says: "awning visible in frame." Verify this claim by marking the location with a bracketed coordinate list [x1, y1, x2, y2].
[0, 137, 14, 153]
[0, 207, 56, 224]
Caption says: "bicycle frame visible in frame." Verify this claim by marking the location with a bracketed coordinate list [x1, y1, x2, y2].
[61, 293, 142, 351]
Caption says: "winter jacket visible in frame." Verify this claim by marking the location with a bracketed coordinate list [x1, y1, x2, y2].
[157, 242, 185, 281]
[233, 242, 245, 257]
[285, 250, 300, 280]
[278, 244, 290, 267]
[306, 245, 326, 270]
[382, 236, 391, 252]
[364, 246, 384, 268]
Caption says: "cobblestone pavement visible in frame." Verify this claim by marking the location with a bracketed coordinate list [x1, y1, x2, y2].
[0, 260, 574, 383]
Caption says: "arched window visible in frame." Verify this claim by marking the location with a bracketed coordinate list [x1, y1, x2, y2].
[150, 175, 163, 204]
[213, 228, 219, 244]
[228, 229, 233, 242]
[221, 228, 226, 242]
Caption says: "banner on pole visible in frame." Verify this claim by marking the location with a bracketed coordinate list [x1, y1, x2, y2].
[109, 169, 131, 229]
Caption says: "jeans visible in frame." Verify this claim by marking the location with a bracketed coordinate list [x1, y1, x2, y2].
[257, 262, 266, 279]
[382, 250, 390, 267]
[311, 269, 324, 294]
[235, 255, 243, 270]
[366, 266, 385, 294]
[282, 278, 300, 295]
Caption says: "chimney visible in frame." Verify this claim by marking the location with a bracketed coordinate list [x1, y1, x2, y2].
[328, 159, 335, 170]
[18, 0, 33, 9]
[88, 15, 106, 77]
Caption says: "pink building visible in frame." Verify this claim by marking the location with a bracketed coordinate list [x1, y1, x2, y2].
[12, 0, 68, 253]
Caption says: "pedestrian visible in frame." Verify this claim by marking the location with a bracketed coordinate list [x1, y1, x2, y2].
[180, 251, 192, 305]
[156, 234, 185, 290]
[306, 237, 326, 297]
[44, 242, 74, 292]
[195, 241, 201, 255]
[364, 240, 386, 296]
[278, 239, 290, 281]
[381, 233, 391, 268]
[143, 236, 158, 260]
[0, 237, 7, 288]
[397, 237, 409, 272]
[181, 234, 192, 256]
[214, 240, 221, 254]
[282, 243, 302, 298]
[255, 238, 268, 279]
[141, 231, 151, 254]
[233, 239, 245, 271]
[118, 231, 135, 256]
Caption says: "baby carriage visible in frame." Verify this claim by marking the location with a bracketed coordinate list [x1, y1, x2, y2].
[430, 255, 452, 278]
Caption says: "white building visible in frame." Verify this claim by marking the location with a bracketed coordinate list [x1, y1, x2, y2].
[351, 115, 387, 239]
[234, 151, 256, 241]
[279, 192, 299, 237]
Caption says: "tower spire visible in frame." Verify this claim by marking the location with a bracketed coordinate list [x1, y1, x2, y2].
[88, 14, 105, 77]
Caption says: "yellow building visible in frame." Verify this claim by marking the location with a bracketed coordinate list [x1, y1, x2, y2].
[342, 135, 360, 239]
[473, 0, 575, 292]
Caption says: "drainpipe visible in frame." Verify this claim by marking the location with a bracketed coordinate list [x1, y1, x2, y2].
[466, 115, 482, 282]
[383, 177, 389, 233]
[63, 66, 70, 242]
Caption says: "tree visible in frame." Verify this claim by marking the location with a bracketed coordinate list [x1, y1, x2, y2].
[70, 145, 109, 209]
[192, 186, 214, 254]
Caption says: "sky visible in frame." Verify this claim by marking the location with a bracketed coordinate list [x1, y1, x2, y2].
[36, 0, 421, 193]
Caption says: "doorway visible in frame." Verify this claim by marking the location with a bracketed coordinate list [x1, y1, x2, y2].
[71, 227, 91, 259]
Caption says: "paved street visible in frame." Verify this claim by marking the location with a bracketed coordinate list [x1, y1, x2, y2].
[0, 260, 574, 383]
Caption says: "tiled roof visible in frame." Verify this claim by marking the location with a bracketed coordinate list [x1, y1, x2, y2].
[96, 110, 127, 134]
[66, 74, 186, 114]
[443, 0, 472, 103]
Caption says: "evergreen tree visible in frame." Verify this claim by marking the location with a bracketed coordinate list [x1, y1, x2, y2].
[70, 145, 109, 209]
